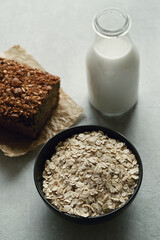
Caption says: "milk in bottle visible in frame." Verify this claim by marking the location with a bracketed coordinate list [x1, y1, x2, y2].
[86, 8, 140, 115]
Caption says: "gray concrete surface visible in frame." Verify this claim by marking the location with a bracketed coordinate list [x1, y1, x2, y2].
[0, 0, 160, 239]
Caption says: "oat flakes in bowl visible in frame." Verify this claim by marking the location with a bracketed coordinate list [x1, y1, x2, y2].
[34, 125, 143, 223]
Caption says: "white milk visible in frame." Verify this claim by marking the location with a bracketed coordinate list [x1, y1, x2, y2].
[86, 9, 140, 115]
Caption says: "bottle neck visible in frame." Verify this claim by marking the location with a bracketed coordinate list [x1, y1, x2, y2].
[92, 8, 131, 38]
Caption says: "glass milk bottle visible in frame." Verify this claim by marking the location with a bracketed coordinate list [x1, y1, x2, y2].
[86, 8, 140, 115]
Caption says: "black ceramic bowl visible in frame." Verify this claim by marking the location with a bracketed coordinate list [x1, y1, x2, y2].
[34, 125, 143, 224]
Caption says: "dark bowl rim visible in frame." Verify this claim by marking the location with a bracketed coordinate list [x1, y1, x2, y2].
[34, 124, 143, 221]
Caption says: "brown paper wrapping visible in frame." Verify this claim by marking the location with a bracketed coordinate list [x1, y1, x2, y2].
[0, 45, 84, 157]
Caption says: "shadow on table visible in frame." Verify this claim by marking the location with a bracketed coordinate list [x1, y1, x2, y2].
[87, 102, 137, 136]
[0, 146, 41, 178]
[43, 207, 133, 240]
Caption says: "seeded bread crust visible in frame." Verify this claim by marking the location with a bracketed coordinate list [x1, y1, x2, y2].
[0, 58, 60, 138]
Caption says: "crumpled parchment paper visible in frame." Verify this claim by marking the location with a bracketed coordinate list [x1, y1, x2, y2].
[0, 45, 84, 157]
